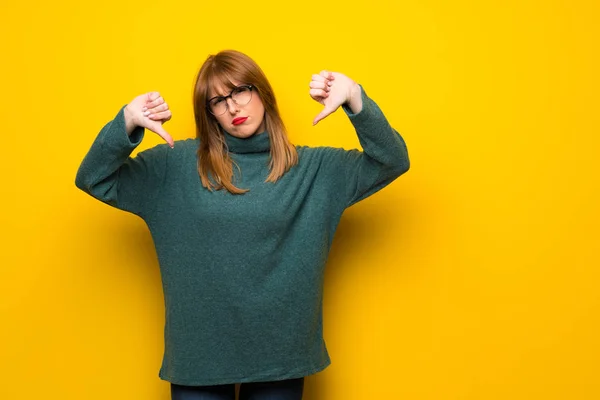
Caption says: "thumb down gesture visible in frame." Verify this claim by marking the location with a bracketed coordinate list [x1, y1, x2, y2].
[310, 70, 359, 126]
[125, 91, 174, 148]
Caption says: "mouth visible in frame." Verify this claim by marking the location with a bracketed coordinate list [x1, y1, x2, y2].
[232, 117, 248, 125]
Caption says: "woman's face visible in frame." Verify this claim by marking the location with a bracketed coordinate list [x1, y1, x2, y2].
[208, 80, 267, 139]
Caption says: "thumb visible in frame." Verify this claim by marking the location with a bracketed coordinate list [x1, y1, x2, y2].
[313, 107, 334, 126]
[149, 123, 174, 148]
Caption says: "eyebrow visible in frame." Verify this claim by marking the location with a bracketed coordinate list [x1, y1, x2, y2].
[208, 93, 224, 102]
[209, 86, 232, 99]
[208, 84, 244, 101]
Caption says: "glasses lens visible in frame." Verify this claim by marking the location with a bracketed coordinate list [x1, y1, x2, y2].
[209, 98, 227, 116]
[208, 86, 253, 116]
[232, 86, 252, 106]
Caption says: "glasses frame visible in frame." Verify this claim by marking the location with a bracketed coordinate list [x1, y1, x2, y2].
[206, 84, 255, 116]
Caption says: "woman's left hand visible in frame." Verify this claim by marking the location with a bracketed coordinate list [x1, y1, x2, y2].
[310, 70, 359, 125]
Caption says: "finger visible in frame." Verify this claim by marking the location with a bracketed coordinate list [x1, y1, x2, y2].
[311, 75, 334, 91]
[146, 91, 160, 103]
[309, 81, 330, 92]
[144, 102, 169, 115]
[312, 73, 328, 83]
[144, 95, 164, 110]
[151, 124, 174, 148]
[309, 88, 329, 98]
[319, 70, 334, 81]
[147, 110, 172, 120]
[313, 107, 334, 125]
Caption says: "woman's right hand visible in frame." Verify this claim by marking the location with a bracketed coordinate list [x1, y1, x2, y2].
[124, 91, 174, 148]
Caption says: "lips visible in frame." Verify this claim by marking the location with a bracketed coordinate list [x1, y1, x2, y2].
[232, 117, 248, 125]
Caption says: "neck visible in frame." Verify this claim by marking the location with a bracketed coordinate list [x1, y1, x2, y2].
[222, 129, 271, 154]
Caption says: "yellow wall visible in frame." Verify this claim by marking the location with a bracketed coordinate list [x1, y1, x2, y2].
[1, 0, 598, 399]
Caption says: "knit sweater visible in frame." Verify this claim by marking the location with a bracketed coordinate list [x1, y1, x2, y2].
[75, 84, 410, 385]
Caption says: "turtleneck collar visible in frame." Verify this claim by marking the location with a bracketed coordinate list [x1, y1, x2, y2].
[222, 129, 271, 154]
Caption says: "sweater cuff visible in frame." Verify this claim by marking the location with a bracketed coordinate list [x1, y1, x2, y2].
[105, 105, 145, 148]
[342, 83, 376, 122]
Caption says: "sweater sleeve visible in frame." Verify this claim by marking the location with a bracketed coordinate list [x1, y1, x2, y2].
[324, 84, 410, 209]
[74, 105, 169, 218]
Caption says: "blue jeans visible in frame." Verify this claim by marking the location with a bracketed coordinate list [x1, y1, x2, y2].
[170, 377, 304, 400]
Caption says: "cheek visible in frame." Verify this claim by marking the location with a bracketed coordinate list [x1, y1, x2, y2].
[254, 101, 266, 116]
[216, 115, 228, 126]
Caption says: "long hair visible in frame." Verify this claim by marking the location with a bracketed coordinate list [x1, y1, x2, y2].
[193, 50, 298, 194]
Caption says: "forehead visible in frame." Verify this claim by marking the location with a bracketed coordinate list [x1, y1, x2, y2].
[208, 78, 242, 98]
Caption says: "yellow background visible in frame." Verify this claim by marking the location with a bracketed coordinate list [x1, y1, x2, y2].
[1, 0, 598, 399]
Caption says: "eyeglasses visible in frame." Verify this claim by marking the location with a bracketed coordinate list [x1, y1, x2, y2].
[206, 84, 255, 116]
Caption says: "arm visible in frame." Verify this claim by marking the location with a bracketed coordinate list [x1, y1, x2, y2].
[75, 105, 169, 218]
[328, 84, 410, 208]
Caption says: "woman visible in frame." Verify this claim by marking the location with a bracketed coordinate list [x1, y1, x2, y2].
[75, 49, 410, 400]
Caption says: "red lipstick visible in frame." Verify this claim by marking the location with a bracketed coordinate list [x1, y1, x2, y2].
[232, 117, 248, 125]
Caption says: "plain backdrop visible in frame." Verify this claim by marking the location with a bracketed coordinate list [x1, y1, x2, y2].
[1, 0, 598, 399]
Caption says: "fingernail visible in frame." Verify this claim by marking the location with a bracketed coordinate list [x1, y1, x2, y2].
[142, 107, 147, 112]
[143, 111, 150, 116]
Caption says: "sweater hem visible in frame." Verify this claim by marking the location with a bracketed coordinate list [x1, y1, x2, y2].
[158, 359, 331, 386]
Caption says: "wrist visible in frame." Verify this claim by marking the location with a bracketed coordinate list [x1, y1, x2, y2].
[345, 83, 363, 114]
[124, 105, 138, 136]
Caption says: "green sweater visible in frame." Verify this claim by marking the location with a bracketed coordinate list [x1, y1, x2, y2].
[75, 84, 410, 386]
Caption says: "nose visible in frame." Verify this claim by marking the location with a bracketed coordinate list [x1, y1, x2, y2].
[226, 97, 239, 114]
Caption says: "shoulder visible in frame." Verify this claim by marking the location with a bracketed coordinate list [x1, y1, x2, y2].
[294, 144, 359, 174]
[134, 137, 196, 166]
[143, 137, 197, 154]
[295, 145, 327, 163]
[295, 144, 357, 162]
[295, 144, 347, 156]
